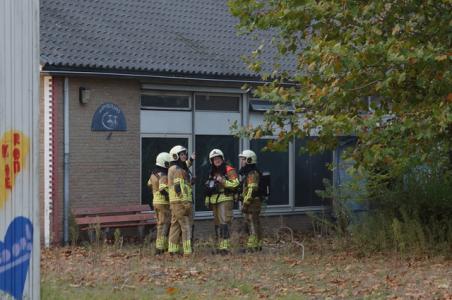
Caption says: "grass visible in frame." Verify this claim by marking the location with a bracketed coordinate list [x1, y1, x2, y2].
[41, 238, 452, 299]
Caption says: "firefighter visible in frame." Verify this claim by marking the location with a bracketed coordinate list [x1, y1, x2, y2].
[204, 149, 239, 254]
[167, 145, 195, 256]
[238, 149, 262, 252]
[147, 152, 171, 255]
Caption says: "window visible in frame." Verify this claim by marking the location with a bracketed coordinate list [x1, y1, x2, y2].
[250, 139, 289, 205]
[195, 94, 240, 112]
[295, 138, 332, 207]
[141, 91, 191, 110]
[141, 137, 189, 206]
[249, 99, 295, 112]
[194, 135, 240, 211]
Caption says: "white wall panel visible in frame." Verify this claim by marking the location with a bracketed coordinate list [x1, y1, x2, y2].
[141, 110, 192, 134]
[194, 112, 240, 135]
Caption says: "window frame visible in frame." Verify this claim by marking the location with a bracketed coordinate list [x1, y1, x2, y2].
[138, 87, 334, 218]
[140, 90, 192, 111]
[194, 92, 241, 113]
[250, 137, 292, 208]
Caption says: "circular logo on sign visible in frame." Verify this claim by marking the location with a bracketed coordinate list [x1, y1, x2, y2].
[101, 112, 119, 130]
[92, 103, 127, 131]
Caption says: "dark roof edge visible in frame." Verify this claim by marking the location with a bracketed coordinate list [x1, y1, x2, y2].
[40, 65, 298, 87]
[40, 64, 270, 84]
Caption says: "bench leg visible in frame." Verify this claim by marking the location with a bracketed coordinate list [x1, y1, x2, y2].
[104, 227, 111, 242]
[88, 229, 95, 244]
[138, 225, 144, 241]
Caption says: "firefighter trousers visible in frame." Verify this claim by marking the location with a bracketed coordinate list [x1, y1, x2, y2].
[168, 201, 193, 254]
[243, 198, 262, 249]
[154, 203, 170, 250]
[211, 200, 233, 250]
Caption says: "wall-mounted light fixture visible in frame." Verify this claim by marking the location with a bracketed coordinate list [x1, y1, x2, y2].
[79, 87, 90, 104]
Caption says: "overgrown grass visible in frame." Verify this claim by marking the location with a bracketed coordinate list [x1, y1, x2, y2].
[315, 169, 452, 256]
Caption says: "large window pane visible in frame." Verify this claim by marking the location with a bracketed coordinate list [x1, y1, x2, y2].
[195, 94, 240, 111]
[194, 135, 239, 211]
[295, 138, 332, 207]
[250, 140, 289, 205]
[142, 137, 188, 206]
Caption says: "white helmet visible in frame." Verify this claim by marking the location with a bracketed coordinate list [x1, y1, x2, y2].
[239, 149, 257, 164]
[156, 152, 171, 168]
[209, 149, 224, 163]
[169, 145, 187, 161]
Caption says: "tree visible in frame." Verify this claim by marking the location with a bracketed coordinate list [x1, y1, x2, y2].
[228, 0, 451, 182]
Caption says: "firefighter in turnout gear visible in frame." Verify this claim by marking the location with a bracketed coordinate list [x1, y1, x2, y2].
[147, 152, 171, 255]
[204, 149, 239, 254]
[168, 145, 195, 255]
[238, 150, 262, 251]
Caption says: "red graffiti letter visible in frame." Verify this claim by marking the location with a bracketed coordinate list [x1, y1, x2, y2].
[1, 144, 8, 158]
[5, 177, 12, 189]
[13, 133, 20, 146]
[13, 161, 21, 173]
[5, 164, 12, 189]
[13, 148, 20, 160]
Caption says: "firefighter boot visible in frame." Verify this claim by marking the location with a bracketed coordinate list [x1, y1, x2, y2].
[218, 224, 231, 255]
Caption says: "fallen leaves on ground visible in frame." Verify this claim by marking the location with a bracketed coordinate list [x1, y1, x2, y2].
[41, 240, 452, 299]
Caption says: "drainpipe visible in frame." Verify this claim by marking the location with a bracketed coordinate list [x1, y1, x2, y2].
[63, 77, 70, 245]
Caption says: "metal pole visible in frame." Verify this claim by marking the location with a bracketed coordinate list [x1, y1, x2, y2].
[63, 77, 70, 245]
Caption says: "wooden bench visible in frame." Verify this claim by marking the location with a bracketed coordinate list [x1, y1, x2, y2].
[72, 204, 156, 240]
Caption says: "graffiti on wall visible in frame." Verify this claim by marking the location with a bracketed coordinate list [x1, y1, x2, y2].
[0, 131, 29, 209]
[91, 102, 127, 131]
[0, 217, 33, 300]
[0, 131, 31, 299]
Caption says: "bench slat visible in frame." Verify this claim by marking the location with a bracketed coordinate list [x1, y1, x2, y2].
[72, 205, 151, 216]
[79, 221, 156, 230]
[75, 213, 154, 226]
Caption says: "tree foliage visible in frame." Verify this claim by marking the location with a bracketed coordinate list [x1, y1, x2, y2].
[229, 0, 452, 181]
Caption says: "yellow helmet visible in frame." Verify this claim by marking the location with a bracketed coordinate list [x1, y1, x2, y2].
[156, 152, 171, 168]
[239, 149, 257, 164]
[169, 145, 187, 161]
[209, 149, 224, 163]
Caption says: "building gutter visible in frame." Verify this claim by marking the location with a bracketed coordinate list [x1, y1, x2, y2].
[40, 69, 297, 87]
[63, 77, 70, 245]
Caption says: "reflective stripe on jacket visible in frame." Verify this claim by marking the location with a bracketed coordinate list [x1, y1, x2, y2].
[148, 172, 169, 205]
[242, 170, 260, 204]
[205, 165, 240, 205]
[168, 165, 192, 202]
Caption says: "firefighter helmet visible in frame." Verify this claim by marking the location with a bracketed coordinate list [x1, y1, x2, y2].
[239, 149, 257, 164]
[169, 145, 187, 161]
[209, 149, 224, 163]
[156, 152, 171, 168]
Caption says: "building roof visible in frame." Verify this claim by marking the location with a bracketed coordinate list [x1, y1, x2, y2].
[40, 0, 294, 79]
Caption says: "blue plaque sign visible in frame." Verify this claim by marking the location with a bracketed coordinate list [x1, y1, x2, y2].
[91, 103, 127, 131]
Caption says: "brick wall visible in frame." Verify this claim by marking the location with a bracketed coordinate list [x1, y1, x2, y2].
[68, 77, 141, 209]
[52, 77, 64, 244]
